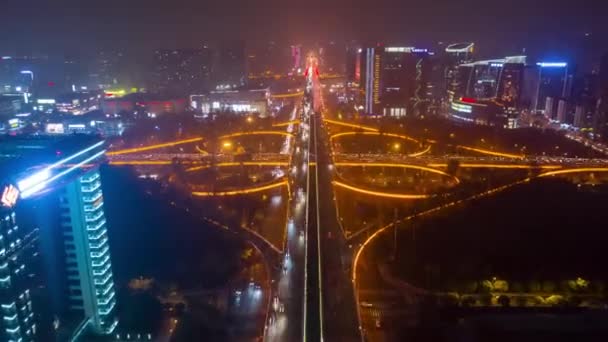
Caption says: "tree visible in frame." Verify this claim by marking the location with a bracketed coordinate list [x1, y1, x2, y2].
[120, 292, 163, 334]
[463, 281, 478, 294]
[542, 281, 556, 293]
[462, 296, 476, 307]
[493, 280, 509, 292]
[446, 159, 460, 176]
[511, 282, 524, 293]
[528, 280, 541, 293]
[497, 295, 511, 307]
[480, 280, 493, 293]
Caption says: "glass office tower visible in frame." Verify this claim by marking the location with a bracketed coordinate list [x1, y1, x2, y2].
[1, 136, 118, 340]
[0, 203, 37, 342]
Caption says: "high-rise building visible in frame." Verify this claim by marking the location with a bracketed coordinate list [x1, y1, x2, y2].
[545, 97, 555, 119]
[574, 105, 585, 127]
[153, 48, 212, 94]
[533, 62, 571, 113]
[359, 46, 433, 117]
[0, 195, 38, 342]
[345, 42, 360, 84]
[447, 56, 526, 127]
[444, 43, 475, 99]
[497, 62, 525, 109]
[557, 99, 568, 123]
[0, 136, 118, 340]
[595, 53, 608, 140]
[291, 45, 302, 73]
[360, 46, 382, 115]
[215, 41, 247, 89]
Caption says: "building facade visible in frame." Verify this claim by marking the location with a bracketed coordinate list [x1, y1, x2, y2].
[0, 201, 37, 342]
[1, 136, 118, 340]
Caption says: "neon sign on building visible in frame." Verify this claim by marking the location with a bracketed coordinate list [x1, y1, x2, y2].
[1, 185, 19, 207]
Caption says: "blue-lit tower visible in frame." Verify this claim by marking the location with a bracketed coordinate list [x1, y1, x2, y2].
[1, 136, 118, 340]
[0, 196, 37, 342]
[60, 166, 117, 335]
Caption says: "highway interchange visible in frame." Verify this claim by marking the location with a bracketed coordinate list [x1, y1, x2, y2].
[106, 56, 608, 342]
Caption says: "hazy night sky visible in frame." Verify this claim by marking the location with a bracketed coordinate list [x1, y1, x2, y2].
[1, 0, 606, 63]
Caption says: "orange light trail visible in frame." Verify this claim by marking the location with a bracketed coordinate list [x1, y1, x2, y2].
[270, 92, 304, 98]
[408, 145, 431, 157]
[107, 137, 204, 156]
[539, 167, 608, 177]
[329, 131, 420, 144]
[192, 180, 288, 197]
[334, 162, 460, 184]
[110, 161, 173, 166]
[323, 118, 379, 132]
[427, 163, 562, 170]
[185, 161, 289, 172]
[351, 177, 531, 282]
[332, 180, 431, 200]
[456, 145, 524, 159]
[272, 120, 301, 127]
[218, 131, 294, 139]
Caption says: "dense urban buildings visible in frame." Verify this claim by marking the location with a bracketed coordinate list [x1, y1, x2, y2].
[1, 1, 608, 341]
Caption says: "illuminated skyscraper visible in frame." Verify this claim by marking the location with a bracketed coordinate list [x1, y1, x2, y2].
[533, 62, 571, 113]
[596, 53, 608, 140]
[1, 136, 118, 340]
[359, 46, 432, 117]
[360, 46, 382, 115]
[153, 48, 213, 94]
[0, 198, 38, 342]
[444, 42, 475, 100]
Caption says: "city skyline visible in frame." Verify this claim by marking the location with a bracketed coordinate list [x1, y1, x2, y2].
[1, 2, 607, 341]
[1, 0, 607, 62]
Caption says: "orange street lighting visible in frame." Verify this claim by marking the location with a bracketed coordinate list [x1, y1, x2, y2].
[107, 137, 203, 156]
[332, 180, 431, 199]
[192, 180, 288, 197]
[185, 161, 289, 172]
[456, 145, 525, 159]
[322, 118, 379, 132]
[539, 167, 608, 178]
[218, 131, 294, 139]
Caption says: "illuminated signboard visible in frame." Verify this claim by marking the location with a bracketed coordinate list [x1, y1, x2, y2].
[536, 62, 567, 68]
[8, 119, 19, 129]
[451, 102, 473, 113]
[1, 185, 19, 207]
[46, 123, 65, 134]
[37, 99, 56, 104]
[385, 47, 414, 53]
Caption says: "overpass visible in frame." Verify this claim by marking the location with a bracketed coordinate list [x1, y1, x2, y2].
[108, 152, 289, 164]
[332, 153, 608, 169]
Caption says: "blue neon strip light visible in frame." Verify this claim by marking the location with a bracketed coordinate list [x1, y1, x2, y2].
[17, 141, 105, 194]
[537, 62, 567, 68]
[20, 149, 106, 199]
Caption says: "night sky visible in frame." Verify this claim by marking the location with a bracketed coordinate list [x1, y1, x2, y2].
[1, 0, 606, 62]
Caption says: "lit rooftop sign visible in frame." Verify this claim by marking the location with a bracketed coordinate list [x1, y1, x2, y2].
[1, 185, 19, 207]
[537, 62, 567, 68]
[385, 47, 415, 53]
